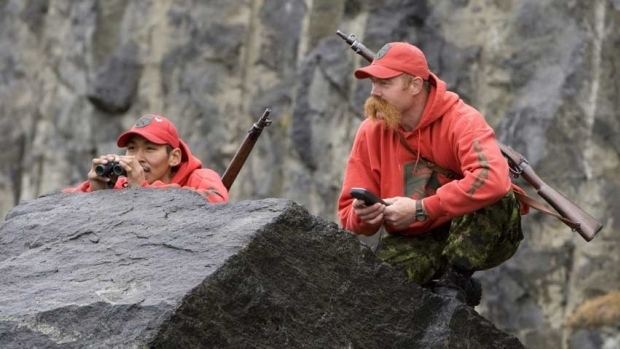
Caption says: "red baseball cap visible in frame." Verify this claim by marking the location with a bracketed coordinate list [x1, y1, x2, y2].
[354, 42, 430, 80]
[117, 114, 189, 160]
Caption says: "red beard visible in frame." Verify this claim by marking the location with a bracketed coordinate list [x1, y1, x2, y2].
[363, 96, 401, 130]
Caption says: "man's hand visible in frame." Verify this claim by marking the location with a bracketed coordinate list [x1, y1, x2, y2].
[88, 154, 121, 191]
[383, 196, 417, 230]
[116, 155, 146, 188]
[87, 154, 146, 190]
[352, 199, 385, 225]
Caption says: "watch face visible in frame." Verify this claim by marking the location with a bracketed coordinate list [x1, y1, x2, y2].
[416, 212, 427, 221]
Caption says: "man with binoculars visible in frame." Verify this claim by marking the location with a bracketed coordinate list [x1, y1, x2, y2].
[65, 114, 228, 203]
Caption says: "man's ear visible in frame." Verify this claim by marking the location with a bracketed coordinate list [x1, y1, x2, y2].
[410, 76, 424, 95]
[168, 148, 182, 167]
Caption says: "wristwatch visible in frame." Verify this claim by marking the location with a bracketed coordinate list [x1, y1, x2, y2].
[415, 200, 427, 222]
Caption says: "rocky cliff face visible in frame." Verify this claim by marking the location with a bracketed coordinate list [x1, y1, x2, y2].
[0, 0, 618, 348]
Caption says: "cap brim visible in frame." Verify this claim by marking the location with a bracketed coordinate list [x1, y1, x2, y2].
[117, 131, 189, 162]
[354, 65, 403, 79]
[116, 130, 168, 147]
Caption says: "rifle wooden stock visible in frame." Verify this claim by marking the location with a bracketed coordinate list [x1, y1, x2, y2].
[499, 144, 603, 241]
[221, 108, 272, 190]
[336, 29, 603, 241]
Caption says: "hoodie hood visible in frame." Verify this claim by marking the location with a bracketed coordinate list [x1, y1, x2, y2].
[170, 139, 203, 186]
[414, 72, 460, 131]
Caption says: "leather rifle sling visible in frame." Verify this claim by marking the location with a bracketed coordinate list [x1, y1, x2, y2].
[399, 132, 579, 227]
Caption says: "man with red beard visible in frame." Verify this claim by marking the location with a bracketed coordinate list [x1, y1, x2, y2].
[66, 114, 228, 203]
[338, 42, 526, 306]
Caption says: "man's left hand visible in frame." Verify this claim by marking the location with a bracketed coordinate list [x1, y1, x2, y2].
[117, 155, 146, 188]
[383, 197, 417, 230]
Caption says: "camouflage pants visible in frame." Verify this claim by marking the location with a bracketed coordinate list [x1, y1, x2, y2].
[376, 192, 523, 285]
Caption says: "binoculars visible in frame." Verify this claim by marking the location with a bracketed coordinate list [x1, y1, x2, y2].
[95, 161, 127, 177]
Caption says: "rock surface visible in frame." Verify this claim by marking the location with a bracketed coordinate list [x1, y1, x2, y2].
[0, 189, 522, 348]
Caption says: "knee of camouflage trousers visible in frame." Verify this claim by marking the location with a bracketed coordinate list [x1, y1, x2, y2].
[375, 191, 524, 285]
[444, 191, 524, 272]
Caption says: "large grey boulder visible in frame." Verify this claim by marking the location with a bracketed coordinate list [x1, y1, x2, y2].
[0, 189, 522, 348]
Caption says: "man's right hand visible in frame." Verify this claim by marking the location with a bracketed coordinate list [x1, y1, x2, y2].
[87, 154, 118, 191]
[353, 198, 385, 225]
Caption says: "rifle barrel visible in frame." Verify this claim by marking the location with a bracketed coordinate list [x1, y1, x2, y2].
[336, 30, 375, 62]
[221, 108, 272, 190]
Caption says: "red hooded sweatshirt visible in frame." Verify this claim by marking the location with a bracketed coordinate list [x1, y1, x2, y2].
[65, 140, 228, 203]
[338, 74, 524, 236]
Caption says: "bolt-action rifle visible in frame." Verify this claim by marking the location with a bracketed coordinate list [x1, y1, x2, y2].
[336, 30, 603, 241]
[221, 108, 272, 190]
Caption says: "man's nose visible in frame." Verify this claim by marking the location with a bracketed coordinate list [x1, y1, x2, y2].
[134, 148, 146, 161]
[370, 84, 381, 97]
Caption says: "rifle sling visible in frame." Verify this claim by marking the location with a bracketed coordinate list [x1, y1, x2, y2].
[512, 189, 581, 229]
[397, 132, 460, 180]
[398, 133, 580, 228]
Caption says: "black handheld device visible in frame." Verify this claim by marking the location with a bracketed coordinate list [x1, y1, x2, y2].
[350, 187, 389, 206]
[95, 161, 127, 177]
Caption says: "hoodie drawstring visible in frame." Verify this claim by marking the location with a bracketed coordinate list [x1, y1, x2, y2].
[412, 129, 422, 174]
